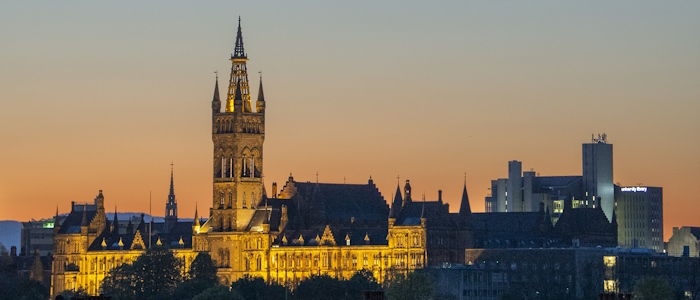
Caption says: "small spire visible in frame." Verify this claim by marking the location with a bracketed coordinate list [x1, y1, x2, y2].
[257, 72, 265, 102]
[112, 205, 119, 234]
[81, 205, 88, 226]
[233, 17, 246, 58]
[459, 180, 472, 216]
[420, 197, 426, 219]
[169, 162, 175, 197]
[389, 184, 402, 218]
[213, 73, 220, 102]
[194, 203, 200, 227]
[234, 79, 243, 102]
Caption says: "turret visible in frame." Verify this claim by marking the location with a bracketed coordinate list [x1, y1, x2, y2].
[403, 180, 412, 206]
[256, 75, 265, 113]
[53, 206, 60, 234]
[389, 184, 402, 220]
[95, 190, 104, 211]
[111, 205, 119, 234]
[212, 75, 221, 114]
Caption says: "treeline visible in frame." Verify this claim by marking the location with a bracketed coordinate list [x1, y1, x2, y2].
[82, 247, 433, 300]
[0, 243, 50, 300]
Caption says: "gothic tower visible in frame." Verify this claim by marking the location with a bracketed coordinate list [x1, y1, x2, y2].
[210, 18, 266, 231]
[164, 163, 178, 232]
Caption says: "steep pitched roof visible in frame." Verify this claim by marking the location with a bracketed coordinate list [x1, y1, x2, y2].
[395, 200, 453, 227]
[286, 181, 389, 227]
[57, 209, 97, 234]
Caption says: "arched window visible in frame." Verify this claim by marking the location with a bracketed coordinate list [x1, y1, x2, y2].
[242, 192, 247, 208]
[220, 192, 224, 208]
[221, 157, 225, 178]
[228, 192, 233, 208]
[251, 192, 256, 208]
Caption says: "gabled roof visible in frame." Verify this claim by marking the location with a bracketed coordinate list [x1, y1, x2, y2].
[284, 181, 389, 227]
[57, 209, 97, 234]
[395, 200, 453, 227]
[689, 227, 700, 240]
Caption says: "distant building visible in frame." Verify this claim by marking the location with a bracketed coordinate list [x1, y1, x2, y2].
[614, 186, 663, 252]
[22, 216, 62, 256]
[667, 226, 700, 257]
[583, 134, 614, 222]
[428, 247, 700, 300]
[485, 134, 615, 222]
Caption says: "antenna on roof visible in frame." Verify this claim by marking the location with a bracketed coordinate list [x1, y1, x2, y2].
[149, 190, 152, 249]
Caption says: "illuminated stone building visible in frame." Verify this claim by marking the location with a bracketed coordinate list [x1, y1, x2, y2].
[51, 19, 473, 296]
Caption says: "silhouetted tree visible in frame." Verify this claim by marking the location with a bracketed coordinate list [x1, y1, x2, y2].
[192, 285, 244, 300]
[633, 276, 674, 300]
[0, 242, 50, 300]
[294, 275, 347, 300]
[385, 272, 434, 300]
[230, 275, 287, 300]
[346, 270, 381, 299]
[172, 252, 221, 300]
[101, 247, 183, 300]
[188, 252, 218, 282]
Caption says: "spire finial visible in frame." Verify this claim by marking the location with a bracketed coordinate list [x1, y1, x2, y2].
[233, 17, 246, 58]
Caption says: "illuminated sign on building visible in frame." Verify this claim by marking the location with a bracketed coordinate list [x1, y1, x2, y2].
[621, 187, 647, 193]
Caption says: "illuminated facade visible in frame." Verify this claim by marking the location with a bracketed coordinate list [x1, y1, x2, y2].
[614, 185, 663, 252]
[51, 19, 473, 296]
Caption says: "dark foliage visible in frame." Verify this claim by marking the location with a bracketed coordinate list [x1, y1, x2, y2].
[633, 276, 675, 300]
[230, 275, 287, 300]
[385, 272, 433, 300]
[0, 242, 50, 300]
[101, 247, 183, 300]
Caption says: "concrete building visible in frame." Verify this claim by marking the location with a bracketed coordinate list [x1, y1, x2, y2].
[22, 216, 62, 256]
[427, 248, 700, 300]
[583, 134, 614, 221]
[614, 186, 663, 252]
[667, 226, 700, 257]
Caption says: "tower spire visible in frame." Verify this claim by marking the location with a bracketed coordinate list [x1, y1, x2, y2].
[226, 18, 251, 113]
[233, 16, 246, 59]
[165, 163, 178, 232]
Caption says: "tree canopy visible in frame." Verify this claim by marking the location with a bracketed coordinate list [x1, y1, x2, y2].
[633, 276, 675, 300]
[101, 247, 183, 300]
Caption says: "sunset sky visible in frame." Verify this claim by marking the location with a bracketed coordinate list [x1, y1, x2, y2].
[1, 1, 699, 241]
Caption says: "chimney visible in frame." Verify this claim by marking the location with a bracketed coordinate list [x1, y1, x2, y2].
[272, 182, 278, 198]
[10, 246, 17, 257]
[438, 190, 443, 203]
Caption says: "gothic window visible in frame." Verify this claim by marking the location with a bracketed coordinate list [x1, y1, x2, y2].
[228, 158, 233, 177]
[241, 156, 250, 177]
[242, 192, 247, 208]
[221, 157, 226, 178]
[220, 192, 224, 208]
[257, 255, 262, 270]
[251, 192, 256, 208]
[228, 192, 233, 208]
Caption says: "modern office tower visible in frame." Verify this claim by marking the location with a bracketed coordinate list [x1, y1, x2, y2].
[485, 178, 508, 212]
[507, 161, 523, 212]
[615, 186, 663, 252]
[583, 134, 614, 221]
